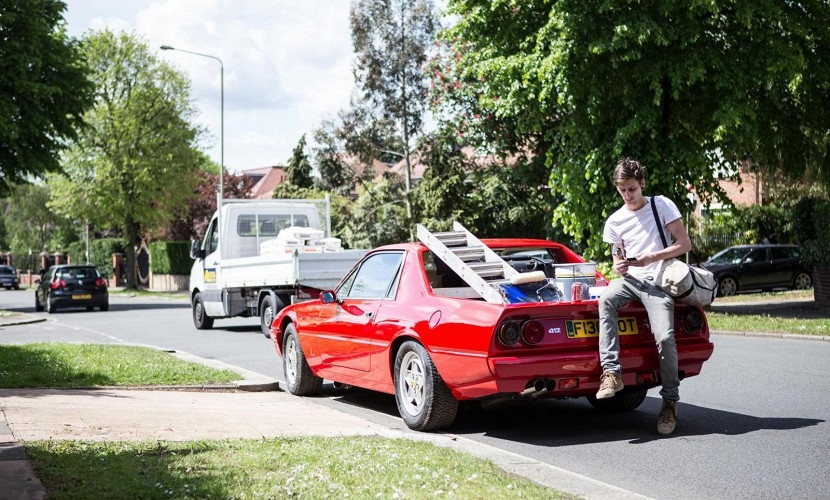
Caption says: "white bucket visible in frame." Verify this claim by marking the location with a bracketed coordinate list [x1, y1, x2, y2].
[589, 286, 608, 300]
[552, 263, 597, 301]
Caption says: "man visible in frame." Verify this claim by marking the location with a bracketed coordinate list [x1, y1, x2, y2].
[597, 158, 692, 436]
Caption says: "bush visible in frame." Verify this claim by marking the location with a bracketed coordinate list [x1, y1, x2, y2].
[149, 241, 192, 275]
[793, 197, 830, 268]
[66, 238, 125, 279]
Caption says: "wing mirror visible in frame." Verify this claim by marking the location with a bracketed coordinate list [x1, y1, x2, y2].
[190, 239, 205, 259]
[321, 291, 364, 316]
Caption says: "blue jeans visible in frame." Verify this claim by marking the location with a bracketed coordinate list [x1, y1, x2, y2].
[598, 275, 679, 401]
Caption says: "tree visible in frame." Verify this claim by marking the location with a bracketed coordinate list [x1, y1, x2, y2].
[5, 183, 76, 257]
[48, 30, 204, 288]
[341, 176, 409, 249]
[285, 134, 314, 188]
[350, 0, 439, 235]
[441, 0, 830, 259]
[0, 0, 94, 195]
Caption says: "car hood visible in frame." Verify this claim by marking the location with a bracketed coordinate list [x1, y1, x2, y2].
[701, 262, 734, 274]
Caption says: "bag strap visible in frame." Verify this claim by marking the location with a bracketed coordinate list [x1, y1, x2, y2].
[651, 195, 709, 266]
[650, 196, 669, 248]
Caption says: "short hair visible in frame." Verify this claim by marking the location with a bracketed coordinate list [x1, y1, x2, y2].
[613, 157, 645, 183]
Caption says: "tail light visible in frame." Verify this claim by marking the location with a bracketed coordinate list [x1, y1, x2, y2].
[681, 308, 705, 335]
[497, 321, 521, 346]
[51, 279, 66, 290]
[95, 277, 107, 288]
[521, 320, 545, 345]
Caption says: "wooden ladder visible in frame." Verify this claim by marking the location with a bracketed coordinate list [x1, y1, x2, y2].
[416, 221, 520, 304]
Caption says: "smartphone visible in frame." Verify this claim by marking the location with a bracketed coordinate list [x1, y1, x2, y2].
[626, 257, 637, 262]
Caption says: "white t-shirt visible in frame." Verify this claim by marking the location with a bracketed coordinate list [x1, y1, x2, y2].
[602, 195, 682, 280]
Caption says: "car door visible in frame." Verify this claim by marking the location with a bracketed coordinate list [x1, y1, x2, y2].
[199, 218, 225, 317]
[314, 251, 404, 372]
[739, 247, 772, 289]
[769, 246, 798, 286]
[36, 267, 57, 306]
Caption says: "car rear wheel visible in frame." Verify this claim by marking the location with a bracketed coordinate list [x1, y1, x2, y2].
[793, 272, 812, 290]
[260, 294, 285, 338]
[282, 323, 322, 395]
[718, 276, 738, 297]
[192, 292, 214, 330]
[34, 293, 44, 312]
[394, 341, 458, 432]
[100, 302, 109, 312]
[46, 299, 57, 314]
[586, 388, 648, 413]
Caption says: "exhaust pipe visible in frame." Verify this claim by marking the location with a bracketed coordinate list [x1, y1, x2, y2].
[520, 378, 556, 399]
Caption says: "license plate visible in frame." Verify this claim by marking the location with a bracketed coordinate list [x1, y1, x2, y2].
[565, 318, 639, 338]
[72, 294, 92, 300]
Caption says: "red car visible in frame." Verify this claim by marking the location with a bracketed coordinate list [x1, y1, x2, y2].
[270, 238, 714, 432]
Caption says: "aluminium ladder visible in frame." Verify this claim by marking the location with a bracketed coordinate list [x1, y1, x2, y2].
[416, 221, 521, 304]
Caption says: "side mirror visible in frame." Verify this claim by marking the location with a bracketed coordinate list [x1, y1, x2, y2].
[190, 239, 205, 259]
[321, 291, 336, 304]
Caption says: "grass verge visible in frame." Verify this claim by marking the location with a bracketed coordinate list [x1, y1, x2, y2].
[0, 343, 240, 388]
[25, 437, 570, 499]
[706, 313, 830, 336]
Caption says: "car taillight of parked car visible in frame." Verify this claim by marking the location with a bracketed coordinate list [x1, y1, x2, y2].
[95, 277, 107, 288]
[51, 279, 67, 290]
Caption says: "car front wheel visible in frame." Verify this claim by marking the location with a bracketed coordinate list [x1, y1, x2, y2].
[192, 292, 214, 330]
[34, 293, 44, 312]
[393, 341, 458, 432]
[282, 323, 323, 395]
[793, 272, 812, 290]
[718, 276, 738, 297]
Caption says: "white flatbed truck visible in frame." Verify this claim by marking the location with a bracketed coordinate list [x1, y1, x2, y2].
[188, 197, 368, 336]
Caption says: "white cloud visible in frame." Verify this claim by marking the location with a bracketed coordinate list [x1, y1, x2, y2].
[63, 0, 355, 172]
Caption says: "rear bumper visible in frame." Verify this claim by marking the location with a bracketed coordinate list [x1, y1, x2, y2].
[453, 340, 714, 399]
[50, 291, 109, 309]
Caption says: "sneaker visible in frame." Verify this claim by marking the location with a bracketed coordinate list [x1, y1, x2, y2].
[596, 370, 623, 399]
[657, 399, 677, 435]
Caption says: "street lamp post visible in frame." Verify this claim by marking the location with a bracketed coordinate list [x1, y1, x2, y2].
[160, 45, 224, 210]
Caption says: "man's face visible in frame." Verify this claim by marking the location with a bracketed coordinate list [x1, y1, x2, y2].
[615, 178, 646, 210]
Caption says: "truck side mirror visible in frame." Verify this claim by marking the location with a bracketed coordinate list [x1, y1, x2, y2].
[190, 239, 205, 260]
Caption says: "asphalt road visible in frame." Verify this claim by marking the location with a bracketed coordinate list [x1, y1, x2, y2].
[1, 289, 828, 499]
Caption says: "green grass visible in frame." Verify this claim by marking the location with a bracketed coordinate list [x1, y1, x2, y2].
[0, 343, 240, 388]
[706, 312, 830, 336]
[25, 437, 569, 499]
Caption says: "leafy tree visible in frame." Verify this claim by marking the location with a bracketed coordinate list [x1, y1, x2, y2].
[350, 0, 439, 229]
[341, 176, 409, 249]
[441, 0, 830, 259]
[48, 30, 203, 288]
[285, 134, 314, 188]
[0, 0, 94, 195]
[312, 118, 356, 194]
[5, 183, 77, 256]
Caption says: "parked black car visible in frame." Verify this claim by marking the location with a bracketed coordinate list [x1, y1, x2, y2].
[35, 265, 109, 313]
[702, 244, 812, 297]
[0, 265, 20, 290]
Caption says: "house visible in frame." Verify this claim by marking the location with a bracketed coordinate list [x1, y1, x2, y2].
[242, 166, 287, 199]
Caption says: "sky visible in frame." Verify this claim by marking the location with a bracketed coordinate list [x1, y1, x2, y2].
[62, 0, 357, 173]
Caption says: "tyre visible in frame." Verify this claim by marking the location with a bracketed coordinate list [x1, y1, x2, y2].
[282, 323, 323, 395]
[46, 299, 57, 314]
[393, 341, 459, 431]
[100, 302, 109, 312]
[586, 388, 648, 413]
[192, 292, 214, 330]
[793, 272, 812, 290]
[86, 306, 94, 311]
[718, 276, 738, 297]
[34, 293, 44, 312]
[260, 294, 285, 338]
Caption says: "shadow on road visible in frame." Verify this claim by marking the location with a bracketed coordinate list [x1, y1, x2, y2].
[322, 389, 824, 444]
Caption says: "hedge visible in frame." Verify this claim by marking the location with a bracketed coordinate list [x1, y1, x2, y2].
[149, 241, 192, 275]
[793, 197, 830, 268]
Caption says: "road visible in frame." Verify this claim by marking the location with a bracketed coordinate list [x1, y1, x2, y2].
[2, 289, 828, 499]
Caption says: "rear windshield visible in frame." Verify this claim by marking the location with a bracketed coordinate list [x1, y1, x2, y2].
[57, 268, 101, 279]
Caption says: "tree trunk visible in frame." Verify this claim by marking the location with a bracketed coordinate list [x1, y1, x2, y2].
[124, 217, 138, 289]
[813, 264, 830, 307]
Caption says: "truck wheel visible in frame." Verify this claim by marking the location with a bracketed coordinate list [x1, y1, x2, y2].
[394, 341, 458, 431]
[260, 295, 285, 338]
[192, 292, 214, 330]
[586, 388, 648, 413]
[282, 323, 322, 395]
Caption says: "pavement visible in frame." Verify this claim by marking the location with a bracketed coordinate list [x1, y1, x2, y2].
[0, 312, 648, 500]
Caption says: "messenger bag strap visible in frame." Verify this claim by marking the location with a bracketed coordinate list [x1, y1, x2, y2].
[650, 196, 669, 249]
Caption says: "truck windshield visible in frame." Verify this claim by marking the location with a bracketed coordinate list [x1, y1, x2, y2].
[237, 214, 310, 237]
